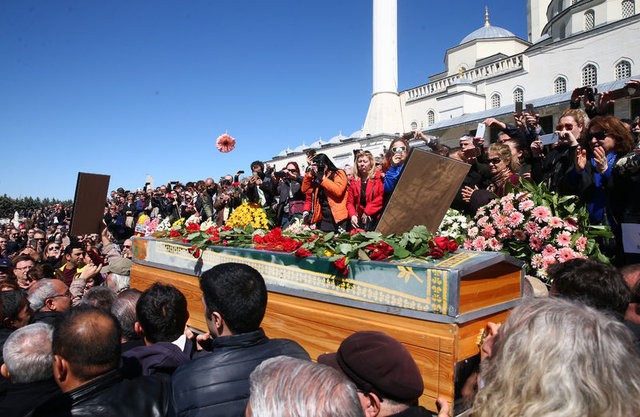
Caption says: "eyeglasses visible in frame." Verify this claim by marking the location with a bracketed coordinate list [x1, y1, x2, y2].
[48, 246, 60, 251]
[391, 146, 407, 154]
[123, 245, 131, 249]
[49, 290, 71, 300]
[488, 157, 503, 165]
[555, 123, 574, 131]
[590, 131, 607, 141]
[15, 265, 34, 271]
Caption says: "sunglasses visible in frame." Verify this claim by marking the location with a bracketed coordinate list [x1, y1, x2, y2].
[590, 131, 607, 141]
[392, 146, 407, 154]
[123, 245, 131, 249]
[48, 246, 61, 251]
[488, 157, 503, 164]
[555, 123, 574, 131]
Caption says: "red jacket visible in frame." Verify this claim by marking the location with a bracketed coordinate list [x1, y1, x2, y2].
[346, 172, 384, 219]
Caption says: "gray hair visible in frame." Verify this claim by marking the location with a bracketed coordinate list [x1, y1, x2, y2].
[111, 288, 143, 341]
[472, 298, 640, 417]
[108, 273, 130, 294]
[81, 286, 116, 311]
[27, 278, 60, 312]
[2, 323, 54, 383]
[249, 356, 364, 417]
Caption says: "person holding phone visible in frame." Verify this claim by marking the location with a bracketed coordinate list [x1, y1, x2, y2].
[530, 108, 586, 194]
[347, 150, 384, 231]
[570, 115, 637, 261]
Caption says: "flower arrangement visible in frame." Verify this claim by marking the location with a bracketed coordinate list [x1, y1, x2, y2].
[437, 208, 469, 243]
[151, 220, 458, 277]
[225, 202, 271, 229]
[462, 181, 612, 281]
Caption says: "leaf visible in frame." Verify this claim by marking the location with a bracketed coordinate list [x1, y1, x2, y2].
[337, 243, 354, 255]
[389, 242, 411, 258]
[357, 248, 371, 261]
[323, 232, 335, 242]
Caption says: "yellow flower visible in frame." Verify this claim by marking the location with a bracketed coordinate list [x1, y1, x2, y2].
[324, 250, 334, 257]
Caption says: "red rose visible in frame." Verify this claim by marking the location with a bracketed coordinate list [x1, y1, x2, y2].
[295, 248, 312, 258]
[253, 235, 264, 244]
[447, 240, 458, 252]
[182, 238, 190, 243]
[186, 223, 200, 232]
[369, 250, 389, 261]
[333, 257, 349, 275]
[349, 228, 364, 235]
[433, 236, 449, 251]
[169, 230, 181, 238]
[429, 248, 444, 259]
[222, 226, 232, 231]
[208, 236, 220, 243]
[205, 226, 217, 234]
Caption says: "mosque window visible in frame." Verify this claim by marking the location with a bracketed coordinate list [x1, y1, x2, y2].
[582, 64, 598, 86]
[615, 60, 632, 80]
[622, 0, 635, 18]
[410, 121, 418, 130]
[427, 111, 435, 126]
[584, 10, 595, 30]
[490, 93, 501, 109]
[554, 77, 567, 94]
[513, 88, 524, 103]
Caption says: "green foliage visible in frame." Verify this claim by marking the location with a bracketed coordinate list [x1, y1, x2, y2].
[0, 194, 73, 219]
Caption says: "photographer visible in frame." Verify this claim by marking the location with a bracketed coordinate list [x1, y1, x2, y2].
[214, 176, 241, 226]
[246, 160, 275, 207]
[301, 153, 348, 232]
[274, 162, 305, 227]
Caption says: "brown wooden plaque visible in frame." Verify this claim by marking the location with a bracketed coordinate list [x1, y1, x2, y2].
[377, 149, 470, 235]
[70, 172, 110, 236]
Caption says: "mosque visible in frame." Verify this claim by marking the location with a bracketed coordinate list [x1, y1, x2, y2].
[266, 0, 640, 171]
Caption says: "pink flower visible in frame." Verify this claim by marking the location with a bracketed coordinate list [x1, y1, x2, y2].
[531, 254, 544, 269]
[489, 206, 500, 217]
[539, 226, 552, 240]
[502, 201, 515, 214]
[558, 247, 577, 261]
[524, 221, 539, 235]
[463, 240, 473, 250]
[532, 206, 551, 223]
[498, 227, 512, 239]
[518, 200, 534, 212]
[216, 133, 236, 153]
[557, 231, 572, 247]
[508, 212, 525, 227]
[575, 236, 588, 252]
[549, 217, 564, 228]
[500, 195, 514, 204]
[486, 238, 503, 251]
[564, 217, 579, 232]
[542, 244, 557, 257]
[481, 225, 496, 238]
[529, 236, 543, 251]
[513, 229, 527, 241]
[493, 215, 507, 228]
[468, 227, 479, 238]
[477, 216, 489, 228]
[542, 255, 557, 270]
[472, 237, 486, 251]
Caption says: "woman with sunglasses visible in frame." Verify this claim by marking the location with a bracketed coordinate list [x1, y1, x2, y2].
[572, 115, 637, 261]
[461, 143, 521, 208]
[530, 108, 587, 194]
[42, 242, 63, 267]
[275, 161, 305, 228]
[301, 153, 349, 232]
[383, 136, 411, 197]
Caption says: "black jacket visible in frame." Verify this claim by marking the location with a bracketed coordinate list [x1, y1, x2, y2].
[170, 328, 310, 417]
[0, 377, 61, 417]
[28, 369, 172, 417]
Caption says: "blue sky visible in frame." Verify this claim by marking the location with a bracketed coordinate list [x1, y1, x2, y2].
[0, 0, 527, 200]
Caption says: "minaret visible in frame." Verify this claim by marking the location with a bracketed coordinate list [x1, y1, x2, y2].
[362, 0, 404, 136]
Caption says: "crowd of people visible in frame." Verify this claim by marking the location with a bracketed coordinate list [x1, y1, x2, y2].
[0, 82, 639, 416]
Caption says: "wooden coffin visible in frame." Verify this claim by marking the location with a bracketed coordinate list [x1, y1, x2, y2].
[130, 237, 523, 414]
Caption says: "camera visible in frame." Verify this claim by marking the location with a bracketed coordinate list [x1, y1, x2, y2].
[274, 170, 287, 179]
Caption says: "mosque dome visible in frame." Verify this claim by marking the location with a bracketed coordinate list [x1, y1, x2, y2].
[459, 8, 515, 45]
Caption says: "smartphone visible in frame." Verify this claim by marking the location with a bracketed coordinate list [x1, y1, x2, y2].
[539, 133, 559, 146]
[252, 172, 259, 178]
[476, 124, 486, 140]
[525, 103, 535, 114]
[515, 101, 523, 115]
